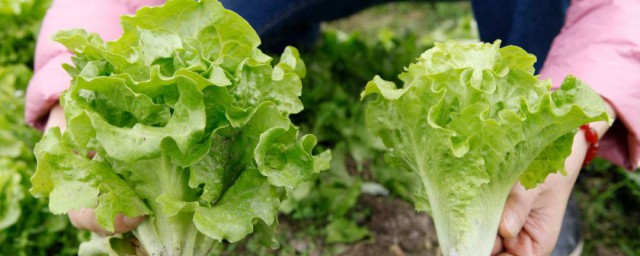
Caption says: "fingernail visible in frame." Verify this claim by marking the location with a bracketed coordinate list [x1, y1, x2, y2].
[505, 212, 519, 237]
[122, 216, 142, 227]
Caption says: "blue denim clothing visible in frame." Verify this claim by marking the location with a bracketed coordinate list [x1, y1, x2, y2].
[220, 0, 570, 71]
[472, 0, 570, 71]
[219, 0, 389, 51]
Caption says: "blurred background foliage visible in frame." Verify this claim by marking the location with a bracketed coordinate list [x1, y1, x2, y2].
[0, 1, 87, 255]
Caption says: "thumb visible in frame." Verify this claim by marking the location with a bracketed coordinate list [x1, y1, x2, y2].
[69, 208, 144, 236]
[498, 183, 539, 238]
[45, 104, 66, 132]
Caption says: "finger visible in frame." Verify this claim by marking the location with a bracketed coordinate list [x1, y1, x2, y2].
[46, 105, 96, 158]
[501, 229, 537, 255]
[69, 208, 144, 235]
[502, 199, 568, 255]
[69, 208, 111, 236]
[113, 214, 145, 234]
[45, 104, 66, 132]
[491, 236, 503, 256]
[498, 183, 539, 239]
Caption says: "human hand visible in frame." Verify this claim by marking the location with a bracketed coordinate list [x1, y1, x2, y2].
[490, 164, 578, 255]
[68, 208, 144, 236]
[491, 103, 615, 256]
[45, 104, 145, 235]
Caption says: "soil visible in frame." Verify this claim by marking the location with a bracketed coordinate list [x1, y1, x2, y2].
[593, 246, 625, 256]
[337, 195, 440, 256]
[263, 195, 441, 256]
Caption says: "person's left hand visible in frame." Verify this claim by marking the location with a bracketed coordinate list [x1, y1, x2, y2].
[491, 103, 614, 256]
[490, 163, 579, 256]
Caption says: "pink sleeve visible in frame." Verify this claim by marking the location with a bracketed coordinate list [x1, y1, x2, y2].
[540, 0, 640, 170]
[25, 0, 165, 129]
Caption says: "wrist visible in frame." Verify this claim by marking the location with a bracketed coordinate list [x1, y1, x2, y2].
[579, 100, 616, 166]
[580, 124, 598, 167]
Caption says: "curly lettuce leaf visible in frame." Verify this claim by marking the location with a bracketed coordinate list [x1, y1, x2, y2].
[193, 168, 281, 243]
[31, 129, 151, 232]
[362, 41, 608, 256]
[31, 0, 328, 255]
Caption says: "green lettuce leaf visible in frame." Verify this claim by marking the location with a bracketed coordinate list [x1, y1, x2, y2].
[31, 0, 329, 255]
[362, 41, 609, 256]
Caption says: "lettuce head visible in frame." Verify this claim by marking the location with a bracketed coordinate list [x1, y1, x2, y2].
[31, 0, 330, 255]
[361, 41, 609, 256]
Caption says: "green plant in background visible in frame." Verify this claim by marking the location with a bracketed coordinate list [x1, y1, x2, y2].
[282, 30, 430, 245]
[0, 65, 84, 256]
[577, 159, 640, 255]
[362, 41, 608, 256]
[0, 1, 86, 255]
[0, 65, 35, 232]
[0, 0, 51, 66]
[328, 1, 478, 44]
[31, 0, 329, 255]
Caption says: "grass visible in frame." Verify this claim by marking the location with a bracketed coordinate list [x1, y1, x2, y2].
[326, 1, 477, 43]
[577, 160, 640, 255]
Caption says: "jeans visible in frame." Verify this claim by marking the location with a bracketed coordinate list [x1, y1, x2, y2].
[472, 0, 570, 72]
[219, 0, 390, 52]
[219, 0, 570, 72]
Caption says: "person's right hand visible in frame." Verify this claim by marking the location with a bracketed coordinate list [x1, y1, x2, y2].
[45, 104, 144, 236]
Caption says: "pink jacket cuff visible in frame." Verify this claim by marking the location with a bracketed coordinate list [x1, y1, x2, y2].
[25, 52, 73, 129]
[540, 0, 640, 170]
